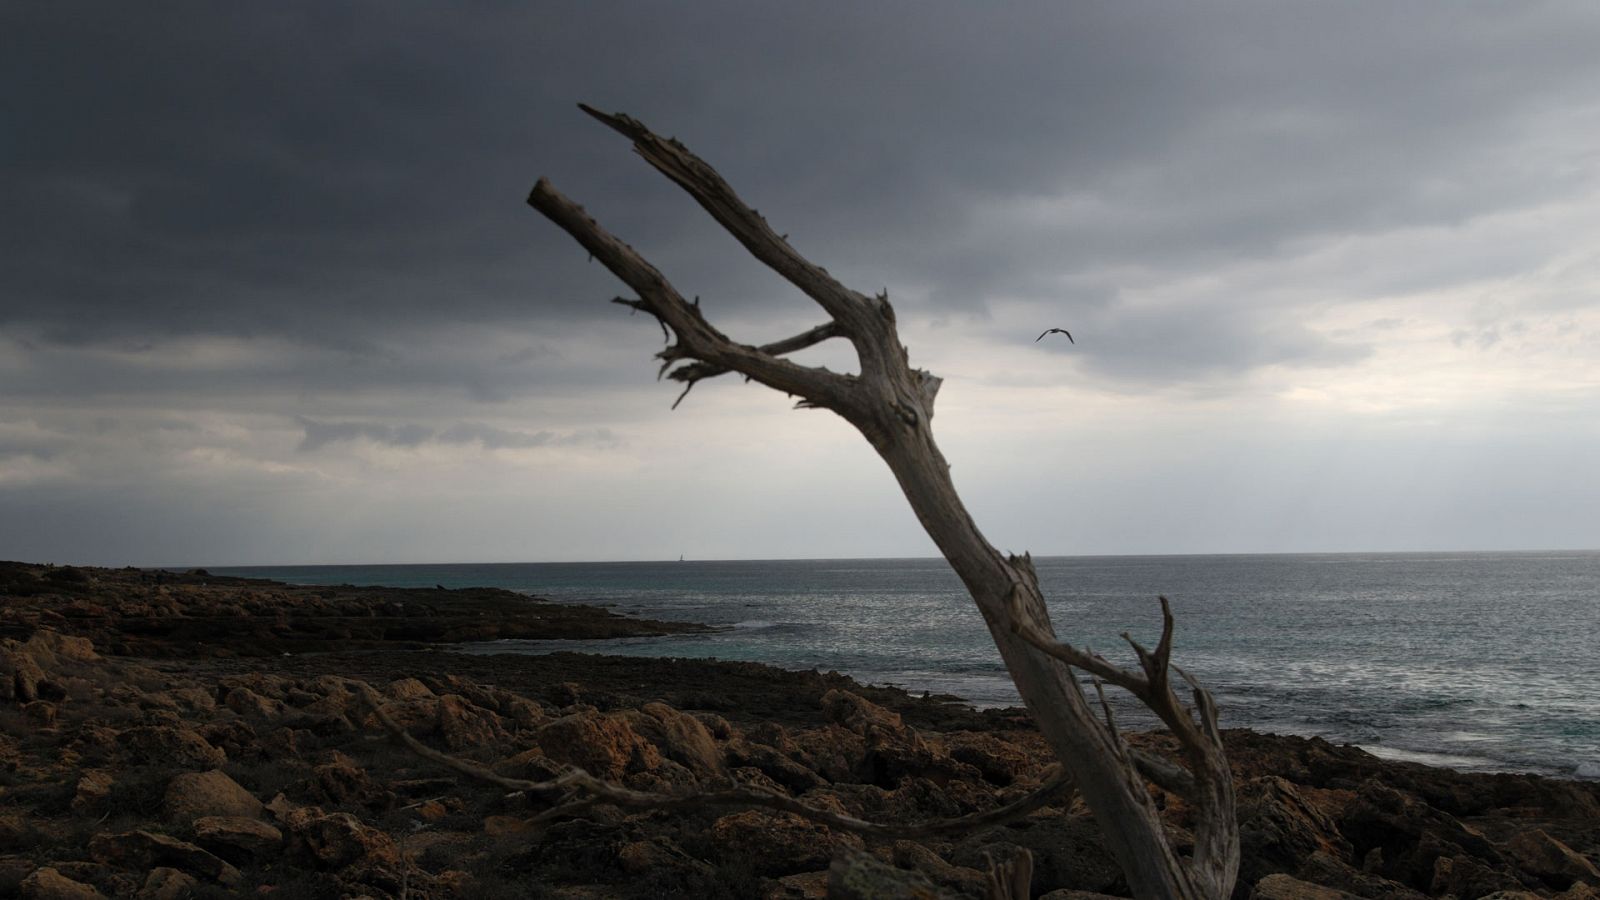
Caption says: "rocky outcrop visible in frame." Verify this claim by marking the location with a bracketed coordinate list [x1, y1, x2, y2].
[3, 567, 1598, 900]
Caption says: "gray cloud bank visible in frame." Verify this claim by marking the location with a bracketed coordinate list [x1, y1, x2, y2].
[3, 2, 1599, 563]
[296, 418, 617, 452]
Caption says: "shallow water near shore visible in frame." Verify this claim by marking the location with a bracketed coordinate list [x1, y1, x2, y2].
[213, 551, 1600, 780]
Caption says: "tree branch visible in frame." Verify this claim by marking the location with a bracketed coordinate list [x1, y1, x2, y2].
[528, 178, 859, 414]
[668, 320, 844, 386]
[575, 104, 875, 329]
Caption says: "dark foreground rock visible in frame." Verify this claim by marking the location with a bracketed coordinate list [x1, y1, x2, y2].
[2, 565, 1597, 899]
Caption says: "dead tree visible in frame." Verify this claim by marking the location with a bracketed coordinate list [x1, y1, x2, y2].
[526, 106, 1238, 900]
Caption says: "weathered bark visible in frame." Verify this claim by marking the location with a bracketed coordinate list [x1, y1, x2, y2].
[526, 105, 1238, 900]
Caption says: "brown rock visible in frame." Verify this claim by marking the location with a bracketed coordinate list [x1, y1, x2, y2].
[770, 870, 831, 899]
[168, 687, 216, 712]
[72, 770, 114, 815]
[615, 838, 713, 880]
[310, 751, 379, 805]
[363, 697, 439, 734]
[944, 732, 1037, 786]
[18, 867, 105, 900]
[827, 849, 946, 899]
[500, 694, 548, 729]
[1239, 776, 1354, 886]
[822, 689, 906, 734]
[386, 677, 435, 701]
[639, 701, 724, 777]
[88, 830, 241, 886]
[1429, 853, 1524, 899]
[136, 868, 198, 900]
[1339, 781, 1506, 890]
[0, 856, 35, 894]
[1250, 873, 1361, 900]
[723, 739, 824, 794]
[1, 639, 48, 702]
[22, 700, 56, 726]
[193, 816, 283, 860]
[25, 630, 99, 663]
[118, 725, 226, 769]
[1292, 851, 1426, 900]
[537, 710, 662, 781]
[436, 694, 507, 750]
[163, 769, 265, 822]
[224, 686, 286, 720]
[818, 689, 959, 786]
[281, 806, 400, 871]
[1506, 829, 1600, 889]
[710, 809, 862, 876]
[482, 815, 534, 837]
[891, 841, 987, 896]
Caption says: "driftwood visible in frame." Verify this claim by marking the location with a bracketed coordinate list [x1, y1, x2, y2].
[526, 105, 1238, 899]
[355, 680, 1074, 839]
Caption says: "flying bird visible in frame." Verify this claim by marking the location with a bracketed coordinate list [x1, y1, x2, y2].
[1036, 328, 1074, 344]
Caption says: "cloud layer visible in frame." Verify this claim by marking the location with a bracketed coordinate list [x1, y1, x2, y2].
[3, 2, 1599, 563]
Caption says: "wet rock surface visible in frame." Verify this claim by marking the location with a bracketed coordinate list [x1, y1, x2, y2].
[1, 563, 1596, 898]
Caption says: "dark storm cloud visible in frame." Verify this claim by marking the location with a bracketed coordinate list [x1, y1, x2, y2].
[6, 1, 1600, 393]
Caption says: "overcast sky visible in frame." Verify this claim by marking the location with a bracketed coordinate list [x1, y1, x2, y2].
[4, 2, 1599, 565]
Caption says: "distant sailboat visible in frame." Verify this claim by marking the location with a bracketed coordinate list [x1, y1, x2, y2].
[678, 554, 685, 562]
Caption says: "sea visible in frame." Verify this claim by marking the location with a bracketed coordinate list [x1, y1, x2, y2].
[209, 552, 1600, 781]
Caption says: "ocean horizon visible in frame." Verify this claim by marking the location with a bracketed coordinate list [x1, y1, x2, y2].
[209, 550, 1600, 781]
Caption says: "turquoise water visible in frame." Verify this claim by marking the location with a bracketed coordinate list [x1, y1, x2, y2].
[211, 552, 1600, 780]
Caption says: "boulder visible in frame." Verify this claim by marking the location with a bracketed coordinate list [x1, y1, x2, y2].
[638, 701, 723, 777]
[281, 806, 400, 871]
[118, 725, 226, 769]
[223, 686, 286, 720]
[710, 809, 862, 877]
[193, 816, 283, 860]
[162, 769, 264, 822]
[1251, 873, 1361, 900]
[71, 770, 114, 815]
[385, 677, 435, 701]
[944, 732, 1037, 786]
[723, 739, 824, 794]
[435, 694, 507, 750]
[25, 631, 99, 663]
[819, 689, 965, 786]
[1339, 781, 1507, 890]
[536, 710, 662, 781]
[1430, 853, 1525, 898]
[310, 751, 381, 805]
[1238, 776, 1353, 885]
[22, 700, 56, 727]
[18, 867, 105, 900]
[1, 639, 48, 703]
[1292, 851, 1426, 900]
[135, 868, 198, 900]
[87, 830, 241, 886]
[1506, 829, 1600, 889]
[826, 849, 948, 899]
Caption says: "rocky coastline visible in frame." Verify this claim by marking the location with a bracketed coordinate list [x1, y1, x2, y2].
[1, 561, 1596, 899]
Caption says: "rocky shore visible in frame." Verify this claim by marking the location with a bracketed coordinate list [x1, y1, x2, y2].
[2, 561, 1597, 899]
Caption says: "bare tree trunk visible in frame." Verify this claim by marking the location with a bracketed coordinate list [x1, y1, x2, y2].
[526, 105, 1238, 900]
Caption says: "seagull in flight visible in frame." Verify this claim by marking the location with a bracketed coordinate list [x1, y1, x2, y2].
[1036, 328, 1074, 344]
